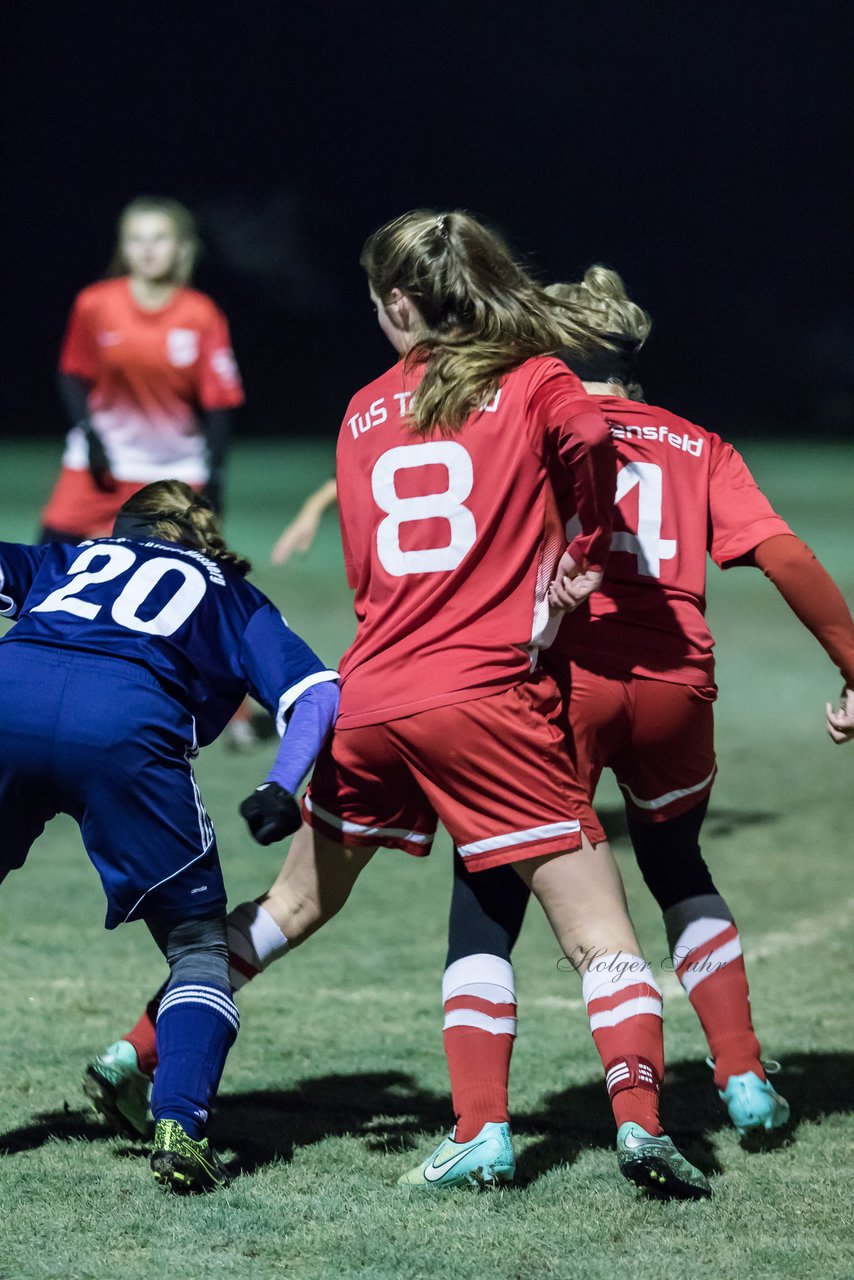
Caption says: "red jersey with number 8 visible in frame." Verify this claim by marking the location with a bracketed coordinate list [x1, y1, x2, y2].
[554, 396, 792, 687]
[334, 356, 615, 728]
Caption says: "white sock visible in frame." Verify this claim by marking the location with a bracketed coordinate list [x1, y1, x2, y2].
[227, 901, 289, 992]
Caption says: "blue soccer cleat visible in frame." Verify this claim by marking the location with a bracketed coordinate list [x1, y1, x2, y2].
[617, 1123, 712, 1200]
[398, 1121, 516, 1189]
[719, 1070, 790, 1135]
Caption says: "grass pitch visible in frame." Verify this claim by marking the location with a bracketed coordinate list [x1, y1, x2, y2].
[0, 441, 852, 1280]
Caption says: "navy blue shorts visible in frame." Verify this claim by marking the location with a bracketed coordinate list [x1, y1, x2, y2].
[0, 645, 226, 929]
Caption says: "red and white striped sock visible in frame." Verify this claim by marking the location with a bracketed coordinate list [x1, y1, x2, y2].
[442, 954, 517, 1143]
[667, 902, 762, 1088]
[582, 955, 664, 1135]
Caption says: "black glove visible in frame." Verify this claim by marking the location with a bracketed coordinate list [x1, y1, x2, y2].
[84, 424, 116, 492]
[239, 782, 301, 845]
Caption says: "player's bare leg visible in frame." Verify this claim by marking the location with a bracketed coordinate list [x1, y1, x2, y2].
[511, 835, 636, 965]
[511, 835, 711, 1198]
[256, 824, 377, 947]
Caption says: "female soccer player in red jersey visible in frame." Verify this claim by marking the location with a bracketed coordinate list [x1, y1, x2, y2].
[397, 267, 854, 1185]
[93, 213, 712, 1201]
[40, 197, 244, 542]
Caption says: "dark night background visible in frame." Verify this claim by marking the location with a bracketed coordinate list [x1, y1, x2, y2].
[3, 1, 853, 443]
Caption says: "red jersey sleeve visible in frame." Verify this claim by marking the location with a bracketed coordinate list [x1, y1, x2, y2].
[707, 436, 792, 567]
[197, 306, 245, 410]
[59, 291, 99, 382]
[754, 535, 854, 687]
[528, 365, 615, 571]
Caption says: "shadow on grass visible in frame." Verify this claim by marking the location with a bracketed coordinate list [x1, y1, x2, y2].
[1, 1050, 850, 1186]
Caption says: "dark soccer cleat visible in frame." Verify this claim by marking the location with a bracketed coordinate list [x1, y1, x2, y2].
[150, 1119, 230, 1194]
[616, 1122, 712, 1200]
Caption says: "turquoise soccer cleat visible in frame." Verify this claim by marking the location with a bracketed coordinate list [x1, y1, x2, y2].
[398, 1121, 516, 1190]
[617, 1123, 712, 1200]
[719, 1070, 790, 1135]
[83, 1040, 153, 1140]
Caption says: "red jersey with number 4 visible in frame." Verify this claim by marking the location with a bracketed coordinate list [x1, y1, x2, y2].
[59, 278, 244, 483]
[335, 356, 614, 728]
[554, 396, 792, 687]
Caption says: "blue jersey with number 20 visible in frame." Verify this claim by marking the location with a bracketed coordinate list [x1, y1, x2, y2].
[0, 537, 336, 746]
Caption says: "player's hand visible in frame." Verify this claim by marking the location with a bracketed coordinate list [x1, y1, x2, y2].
[84, 425, 117, 493]
[239, 782, 302, 844]
[826, 686, 854, 744]
[548, 551, 604, 615]
[272, 510, 323, 565]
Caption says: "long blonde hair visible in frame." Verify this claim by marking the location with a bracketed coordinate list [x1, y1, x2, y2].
[108, 197, 202, 285]
[360, 210, 612, 435]
[118, 481, 251, 575]
[546, 267, 651, 398]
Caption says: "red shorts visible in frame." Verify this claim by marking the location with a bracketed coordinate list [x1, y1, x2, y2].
[556, 661, 716, 823]
[41, 467, 150, 539]
[304, 673, 606, 873]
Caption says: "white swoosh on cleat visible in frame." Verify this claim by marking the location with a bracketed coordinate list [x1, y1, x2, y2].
[423, 1140, 490, 1183]
[622, 1130, 670, 1152]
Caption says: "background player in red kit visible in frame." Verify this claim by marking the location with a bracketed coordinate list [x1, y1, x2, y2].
[414, 267, 854, 1185]
[41, 197, 244, 541]
[94, 213, 712, 1201]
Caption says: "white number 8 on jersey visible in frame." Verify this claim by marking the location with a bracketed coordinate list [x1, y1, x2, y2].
[372, 441, 477, 576]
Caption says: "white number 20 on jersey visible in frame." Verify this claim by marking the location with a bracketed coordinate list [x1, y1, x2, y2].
[31, 544, 207, 635]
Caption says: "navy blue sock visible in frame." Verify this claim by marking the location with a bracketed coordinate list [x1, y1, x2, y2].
[151, 981, 239, 1139]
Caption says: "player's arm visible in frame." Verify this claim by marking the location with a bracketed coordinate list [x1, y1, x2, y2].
[271, 478, 338, 565]
[58, 294, 115, 492]
[237, 604, 339, 843]
[746, 535, 854, 744]
[529, 368, 616, 612]
[196, 305, 244, 515]
[198, 409, 232, 516]
[0, 543, 51, 616]
[708, 438, 854, 743]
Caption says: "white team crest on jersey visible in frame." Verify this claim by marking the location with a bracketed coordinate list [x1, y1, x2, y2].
[211, 347, 239, 387]
[167, 328, 200, 367]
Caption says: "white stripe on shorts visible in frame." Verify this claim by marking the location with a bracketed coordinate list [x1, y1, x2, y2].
[457, 820, 581, 859]
[304, 794, 434, 845]
[620, 768, 716, 812]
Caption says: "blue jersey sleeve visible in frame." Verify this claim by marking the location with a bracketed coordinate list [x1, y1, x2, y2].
[239, 604, 338, 730]
[0, 543, 50, 618]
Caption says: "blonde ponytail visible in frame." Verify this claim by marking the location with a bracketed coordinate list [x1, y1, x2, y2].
[546, 267, 651, 398]
[361, 210, 613, 435]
